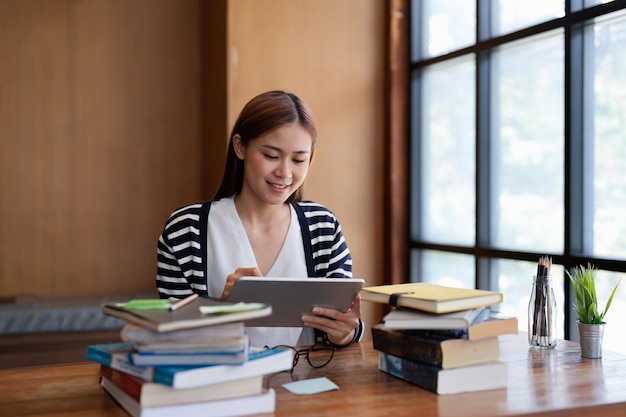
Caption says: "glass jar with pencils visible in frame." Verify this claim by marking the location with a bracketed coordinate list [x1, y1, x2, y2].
[528, 256, 557, 349]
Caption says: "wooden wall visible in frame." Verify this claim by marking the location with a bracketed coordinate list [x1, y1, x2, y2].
[0, 0, 204, 296]
[0, 0, 385, 327]
[227, 0, 386, 328]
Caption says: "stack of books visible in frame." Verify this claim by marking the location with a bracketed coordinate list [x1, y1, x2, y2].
[87, 296, 293, 417]
[362, 282, 518, 395]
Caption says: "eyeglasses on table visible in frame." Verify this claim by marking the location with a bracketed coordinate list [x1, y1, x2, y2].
[265, 342, 336, 372]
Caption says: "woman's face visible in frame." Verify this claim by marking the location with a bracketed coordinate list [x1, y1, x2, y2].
[235, 123, 313, 206]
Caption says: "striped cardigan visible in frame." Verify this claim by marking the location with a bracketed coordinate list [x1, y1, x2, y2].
[155, 199, 362, 344]
[156, 199, 352, 297]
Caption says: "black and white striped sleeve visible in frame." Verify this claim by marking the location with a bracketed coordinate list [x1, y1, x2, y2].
[156, 202, 211, 299]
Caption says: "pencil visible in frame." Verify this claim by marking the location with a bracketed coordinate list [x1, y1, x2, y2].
[169, 293, 198, 311]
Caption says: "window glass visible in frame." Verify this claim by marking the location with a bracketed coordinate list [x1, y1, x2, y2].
[492, 0, 564, 36]
[411, 250, 475, 289]
[496, 258, 564, 340]
[593, 270, 626, 354]
[418, 56, 475, 245]
[408, 0, 626, 355]
[417, 0, 476, 59]
[584, 0, 615, 8]
[588, 12, 626, 260]
[491, 32, 564, 252]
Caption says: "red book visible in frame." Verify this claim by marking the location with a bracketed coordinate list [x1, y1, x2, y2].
[99, 365, 262, 407]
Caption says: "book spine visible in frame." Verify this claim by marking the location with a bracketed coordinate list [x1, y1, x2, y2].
[248, 347, 286, 360]
[85, 348, 112, 366]
[131, 350, 247, 366]
[433, 329, 469, 338]
[100, 365, 143, 402]
[111, 354, 154, 381]
[86, 343, 136, 367]
[372, 326, 444, 366]
[378, 352, 439, 393]
[409, 328, 470, 339]
[152, 369, 176, 387]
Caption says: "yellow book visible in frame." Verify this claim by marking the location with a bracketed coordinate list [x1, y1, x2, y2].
[361, 282, 503, 314]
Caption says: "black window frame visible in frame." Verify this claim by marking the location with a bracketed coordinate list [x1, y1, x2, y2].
[401, 0, 626, 342]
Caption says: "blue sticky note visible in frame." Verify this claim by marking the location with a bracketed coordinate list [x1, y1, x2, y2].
[282, 377, 339, 395]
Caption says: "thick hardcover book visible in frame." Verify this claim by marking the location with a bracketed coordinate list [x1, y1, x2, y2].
[152, 347, 293, 389]
[371, 324, 500, 369]
[100, 365, 263, 407]
[361, 282, 503, 314]
[378, 352, 507, 395]
[101, 297, 272, 332]
[101, 377, 276, 417]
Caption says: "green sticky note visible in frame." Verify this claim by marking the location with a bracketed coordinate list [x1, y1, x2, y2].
[121, 299, 172, 310]
[199, 302, 266, 315]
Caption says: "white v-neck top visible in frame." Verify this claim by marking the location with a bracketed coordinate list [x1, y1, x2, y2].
[205, 197, 314, 347]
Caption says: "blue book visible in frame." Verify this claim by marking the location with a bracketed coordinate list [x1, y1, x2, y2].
[86, 342, 134, 366]
[130, 347, 248, 367]
[153, 347, 293, 389]
[87, 343, 293, 389]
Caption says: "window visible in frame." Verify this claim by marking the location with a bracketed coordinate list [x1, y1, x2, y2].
[407, 0, 626, 353]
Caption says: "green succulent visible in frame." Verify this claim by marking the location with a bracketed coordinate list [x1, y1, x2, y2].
[567, 263, 621, 325]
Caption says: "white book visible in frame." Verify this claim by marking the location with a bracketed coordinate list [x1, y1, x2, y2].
[101, 377, 276, 417]
[382, 307, 485, 330]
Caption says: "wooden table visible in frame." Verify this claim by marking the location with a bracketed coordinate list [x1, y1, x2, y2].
[1, 333, 625, 417]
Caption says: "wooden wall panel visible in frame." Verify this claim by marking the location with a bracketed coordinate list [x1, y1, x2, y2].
[0, 0, 387, 339]
[200, 0, 228, 197]
[227, 0, 386, 331]
[0, 0, 204, 297]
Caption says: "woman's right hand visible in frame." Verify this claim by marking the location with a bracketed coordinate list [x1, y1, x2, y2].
[220, 267, 262, 299]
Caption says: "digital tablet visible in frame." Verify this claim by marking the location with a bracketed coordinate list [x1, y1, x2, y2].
[226, 276, 365, 327]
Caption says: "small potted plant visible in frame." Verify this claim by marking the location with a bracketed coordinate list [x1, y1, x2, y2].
[567, 263, 621, 358]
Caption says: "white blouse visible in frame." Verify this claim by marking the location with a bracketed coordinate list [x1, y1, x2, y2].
[205, 197, 315, 348]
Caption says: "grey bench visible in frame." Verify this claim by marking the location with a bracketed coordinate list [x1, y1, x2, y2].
[0, 293, 155, 334]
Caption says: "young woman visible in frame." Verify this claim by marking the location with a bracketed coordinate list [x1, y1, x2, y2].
[156, 90, 363, 348]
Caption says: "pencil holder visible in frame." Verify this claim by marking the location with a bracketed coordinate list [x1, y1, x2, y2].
[528, 275, 557, 349]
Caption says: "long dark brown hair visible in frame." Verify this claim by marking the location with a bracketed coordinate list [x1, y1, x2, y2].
[213, 90, 317, 203]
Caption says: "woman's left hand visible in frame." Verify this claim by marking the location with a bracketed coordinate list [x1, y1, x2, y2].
[301, 293, 362, 346]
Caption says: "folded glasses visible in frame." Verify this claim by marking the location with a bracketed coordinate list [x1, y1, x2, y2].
[266, 343, 336, 371]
